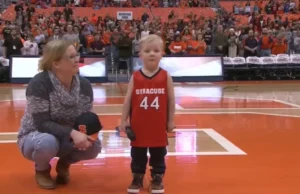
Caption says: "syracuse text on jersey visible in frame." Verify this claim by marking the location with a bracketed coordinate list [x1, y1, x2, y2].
[135, 88, 165, 95]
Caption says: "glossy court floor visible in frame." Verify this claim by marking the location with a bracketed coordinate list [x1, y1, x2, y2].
[1, 81, 300, 194]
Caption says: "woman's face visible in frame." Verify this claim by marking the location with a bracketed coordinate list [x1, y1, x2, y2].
[54, 45, 79, 76]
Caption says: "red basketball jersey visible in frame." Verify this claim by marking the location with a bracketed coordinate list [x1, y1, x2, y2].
[130, 68, 168, 147]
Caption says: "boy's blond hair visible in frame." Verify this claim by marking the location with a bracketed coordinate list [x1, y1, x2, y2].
[139, 34, 163, 51]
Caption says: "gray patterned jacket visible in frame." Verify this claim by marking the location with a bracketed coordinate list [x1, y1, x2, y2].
[17, 71, 93, 149]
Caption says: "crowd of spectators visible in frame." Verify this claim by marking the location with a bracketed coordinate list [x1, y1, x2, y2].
[25, 0, 210, 8]
[0, 0, 300, 67]
[233, 0, 297, 15]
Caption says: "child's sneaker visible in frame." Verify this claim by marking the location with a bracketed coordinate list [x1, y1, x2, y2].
[127, 173, 144, 193]
[150, 174, 164, 194]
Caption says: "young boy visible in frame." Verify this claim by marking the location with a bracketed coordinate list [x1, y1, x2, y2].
[120, 34, 175, 194]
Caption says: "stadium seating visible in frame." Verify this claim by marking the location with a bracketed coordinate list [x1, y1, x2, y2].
[1, 5, 216, 22]
[223, 54, 300, 80]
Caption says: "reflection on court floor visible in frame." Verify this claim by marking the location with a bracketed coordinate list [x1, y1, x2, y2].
[96, 129, 246, 158]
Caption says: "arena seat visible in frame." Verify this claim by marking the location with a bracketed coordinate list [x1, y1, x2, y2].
[72, 7, 151, 18]
[34, 7, 151, 19]
[1, 5, 216, 22]
[219, 1, 300, 25]
[1, 6, 152, 20]
[1, 3, 297, 25]
[1, 5, 15, 21]
[151, 8, 216, 22]
[219, 1, 267, 13]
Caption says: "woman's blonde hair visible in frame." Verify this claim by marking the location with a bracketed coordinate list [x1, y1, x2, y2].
[38, 39, 74, 71]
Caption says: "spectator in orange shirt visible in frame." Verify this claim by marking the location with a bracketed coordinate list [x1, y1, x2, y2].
[186, 35, 198, 54]
[195, 34, 207, 55]
[102, 29, 112, 45]
[186, 34, 206, 55]
[169, 35, 187, 55]
[85, 34, 94, 48]
[271, 33, 287, 55]
[182, 29, 192, 42]
[90, 13, 97, 25]
[258, 28, 273, 56]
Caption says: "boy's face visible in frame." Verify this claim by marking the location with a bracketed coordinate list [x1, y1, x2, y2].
[139, 42, 163, 70]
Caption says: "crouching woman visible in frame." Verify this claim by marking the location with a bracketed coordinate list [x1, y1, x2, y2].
[17, 40, 101, 189]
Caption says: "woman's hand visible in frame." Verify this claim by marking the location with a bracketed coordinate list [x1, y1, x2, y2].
[70, 130, 92, 151]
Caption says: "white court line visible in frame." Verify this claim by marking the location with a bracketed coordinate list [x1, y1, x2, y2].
[0, 93, 299, 123]
[96, 96, 300, 109]
[175, 104, 184, 110]
[101, 82, 214, 86]
[170, 108, 299, 110]
[0, 128, 210, 136]
[94, 111, 300, 118]
[184, 82, 212, 85]
[273, 99, 300, 108]
[94, 103, 185, 110]
[101, 83, 114, 86]
[223, 96, 272, 100]
[0, 132, 18, 135]
[0, 128, 247, 157]
[204, 129, 246, 155]
[4, 94, 300, 109]
[93, 128, 245, 158]
[224, 96, 300, 107]
[173, 83, 182, 85]
[93, 104, 123, 107]
[0, 140, 16, 143]
[95, 152, 239, 158]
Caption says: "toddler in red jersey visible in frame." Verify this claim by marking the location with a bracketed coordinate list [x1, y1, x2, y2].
[120, 34, 175, 194]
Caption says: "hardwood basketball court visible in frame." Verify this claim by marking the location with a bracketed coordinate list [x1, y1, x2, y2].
[0, 81, 300, 194]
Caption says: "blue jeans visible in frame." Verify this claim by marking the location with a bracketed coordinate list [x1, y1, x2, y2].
[260, 49, 271, 57]
[19, 131, 101, 171]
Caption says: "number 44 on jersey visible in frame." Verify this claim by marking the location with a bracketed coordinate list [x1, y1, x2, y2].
[140, 96, 160, 110]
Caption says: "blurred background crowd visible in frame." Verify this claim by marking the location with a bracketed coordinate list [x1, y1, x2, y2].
[0, 0, 299, 79]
